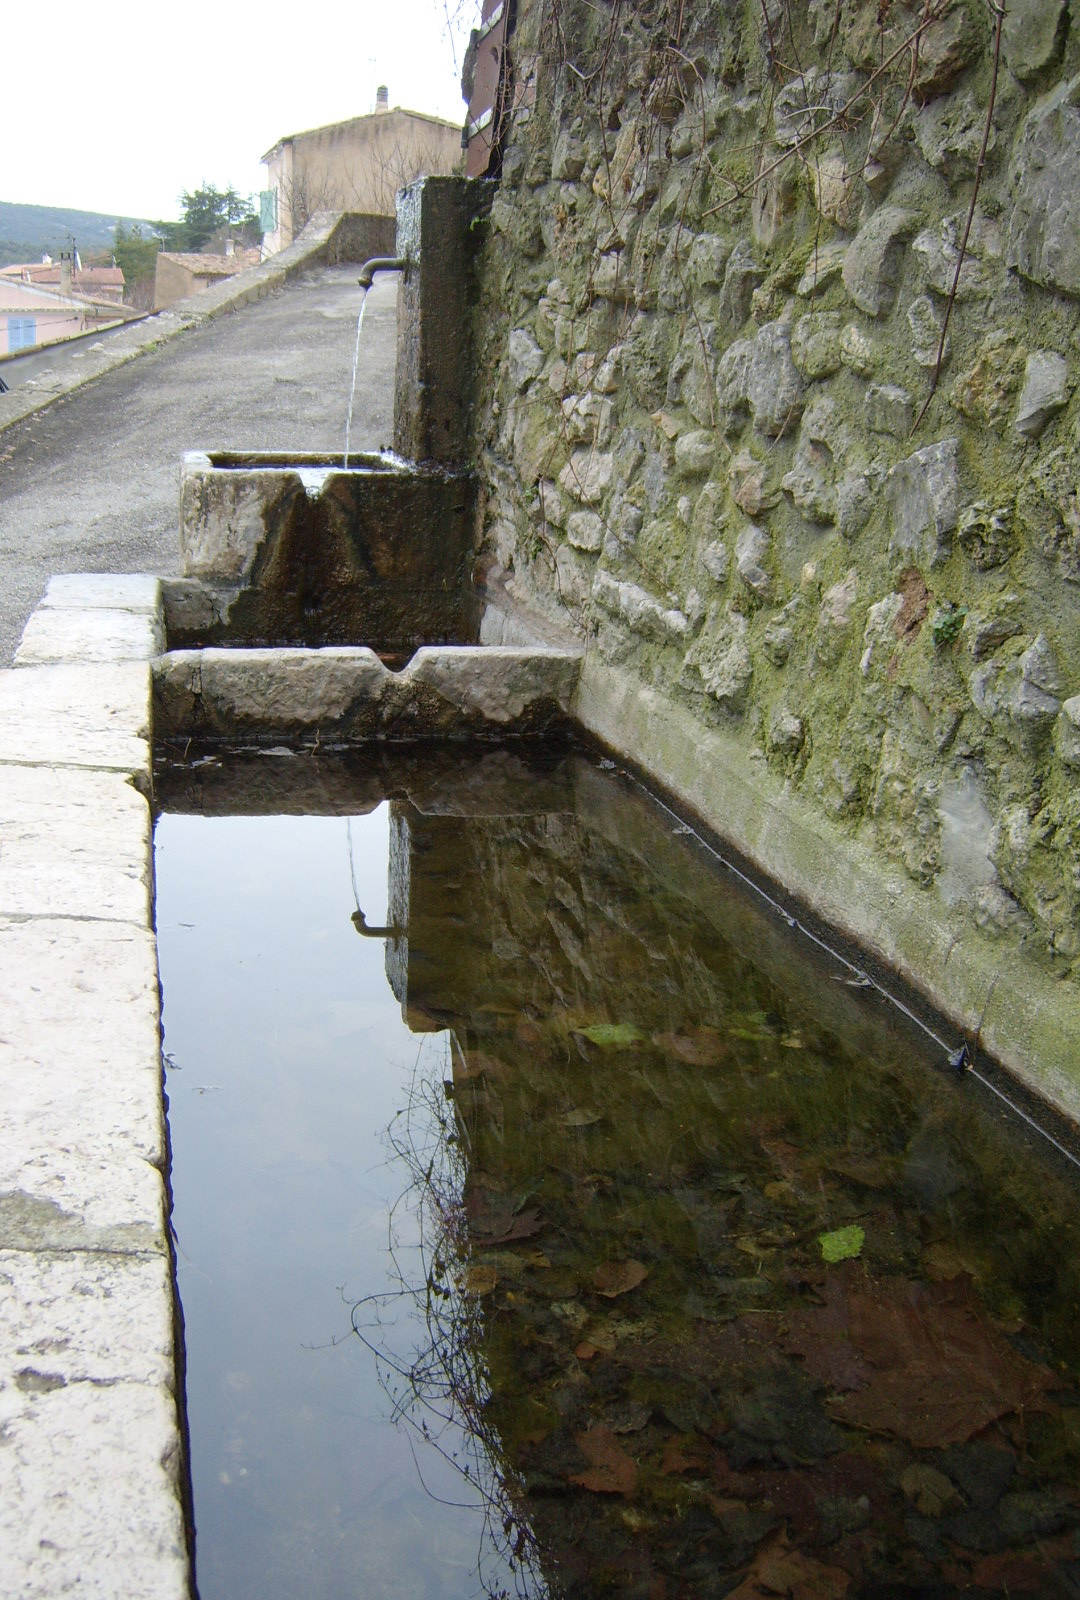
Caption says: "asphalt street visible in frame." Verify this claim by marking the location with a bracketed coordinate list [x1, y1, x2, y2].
[0, 265, 397, 662]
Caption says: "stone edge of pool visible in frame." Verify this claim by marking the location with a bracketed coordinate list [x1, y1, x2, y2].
[3, 572, 1080, 1596]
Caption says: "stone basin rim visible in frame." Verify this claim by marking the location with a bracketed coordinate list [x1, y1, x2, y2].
[183, 448, 469, 479]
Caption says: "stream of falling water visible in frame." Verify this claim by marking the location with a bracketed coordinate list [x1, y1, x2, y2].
[343, 287, 369, 469]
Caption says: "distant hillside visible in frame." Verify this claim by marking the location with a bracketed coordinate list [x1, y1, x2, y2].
[0, 201, 161, 268]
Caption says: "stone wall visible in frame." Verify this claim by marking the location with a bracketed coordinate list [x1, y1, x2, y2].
[466, 0, 1080, 1101]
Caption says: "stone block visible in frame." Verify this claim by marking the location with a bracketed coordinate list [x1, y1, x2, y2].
[913, 92, 995, 182]
[746, 320, 804, 437]
[566, 510, 604, 552]
[407, 646, 584, 723]
[41, 574, 161, 613]
[508, 328, 544, 391]
[886, 438, 960, 566]
[791, 312, 843, 380]
[1007, 76, 1080, 297]
[153, 645, 582, 741]
[0, 1248, 175, 1392]
[865, 383, 913, 437]
[591, 571, 689, 640]
[810, 149, 862, 230]
[559, 448, 614, 504]
[796, 240, 848, 298]
[0, 664, 150, 780]
[0, 917, 167, 1252]
[842, 206, 920, 317]
[683, 608, 752, 711]
[15, 606, 165, 666]
[911, 1, 981, 97]
[674, 429, 717, 476]
[1003, 0, 1068, 81]
[839, 323, 875, 376]
[1014, 350, 1069, 438]
[0, 765, 151, 924]
[1056, 697, 1080, 768]
[718, 241, 762, 328]
[912, 214, 1002, 300]
[0, 1374, 188, 1600]
[908, 295, 948, 369]
[735, 522, 773, 598]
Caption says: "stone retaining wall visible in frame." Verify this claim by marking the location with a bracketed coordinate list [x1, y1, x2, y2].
[466, 0, 1080, 1105]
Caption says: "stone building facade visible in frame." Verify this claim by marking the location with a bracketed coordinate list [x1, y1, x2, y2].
[464, 0, 1080, 1096]
[261, 95, 463, 254]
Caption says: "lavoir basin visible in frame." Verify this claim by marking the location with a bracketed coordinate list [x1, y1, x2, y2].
[155, 742, 1080, 1600]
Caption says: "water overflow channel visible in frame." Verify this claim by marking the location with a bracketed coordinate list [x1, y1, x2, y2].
[155, 742, 1080, 1599]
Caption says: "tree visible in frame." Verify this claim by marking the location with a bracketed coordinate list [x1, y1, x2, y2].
[113, 222, 161, 309]
[173, 184, 261, 252]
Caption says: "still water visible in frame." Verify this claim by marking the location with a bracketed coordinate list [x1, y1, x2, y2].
[156, 745, 1080, 1600]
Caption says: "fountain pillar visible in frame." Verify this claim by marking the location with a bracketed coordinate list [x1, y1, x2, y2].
[393, 176, 493, 466]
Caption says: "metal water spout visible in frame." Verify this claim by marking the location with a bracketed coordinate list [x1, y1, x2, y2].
[357, 256, 408, 290]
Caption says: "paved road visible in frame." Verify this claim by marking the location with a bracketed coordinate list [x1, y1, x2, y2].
[0, 265, 397, 663]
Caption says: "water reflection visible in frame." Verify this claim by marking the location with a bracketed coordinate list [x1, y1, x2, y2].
[156, 745, 1080, 1600]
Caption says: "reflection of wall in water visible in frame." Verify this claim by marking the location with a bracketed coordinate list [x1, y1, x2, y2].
[374, 754, 1080, 1599]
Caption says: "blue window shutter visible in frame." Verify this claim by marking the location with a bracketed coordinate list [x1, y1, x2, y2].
[7, 316, 36, 352]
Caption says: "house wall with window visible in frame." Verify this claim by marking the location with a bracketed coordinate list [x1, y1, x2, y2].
[0, 283, 87, 355]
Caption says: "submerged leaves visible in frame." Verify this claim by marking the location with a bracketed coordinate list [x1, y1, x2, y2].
[575, 1022, 648, 1047]
[819, 1225, 866, 1264]
[592, 1259, 649, 1298]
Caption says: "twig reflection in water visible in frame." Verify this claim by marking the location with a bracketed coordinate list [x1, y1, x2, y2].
[348, 1044, 548, 1600]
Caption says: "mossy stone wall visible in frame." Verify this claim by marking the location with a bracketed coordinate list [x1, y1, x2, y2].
[466, 0, 1080, 1100]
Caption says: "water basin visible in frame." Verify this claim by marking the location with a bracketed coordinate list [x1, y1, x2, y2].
[155, 742, 1080, 1599]
[173, 449, 479, 653]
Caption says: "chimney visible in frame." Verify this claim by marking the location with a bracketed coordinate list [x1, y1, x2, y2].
[59, 251, 72, 297]
[376, 85, 389, 113]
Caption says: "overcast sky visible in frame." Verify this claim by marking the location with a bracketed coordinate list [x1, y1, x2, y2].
[4, 0, 475, 223]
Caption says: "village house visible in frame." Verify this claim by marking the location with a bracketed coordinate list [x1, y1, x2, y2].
[260, 87, 462, 255]
[0, 276, 128, 356]
[0, 259, 126, 305]
[152, 244, 263, 311]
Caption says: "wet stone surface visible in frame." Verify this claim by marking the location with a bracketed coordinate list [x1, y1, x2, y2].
[156, 743, 1080, 1600]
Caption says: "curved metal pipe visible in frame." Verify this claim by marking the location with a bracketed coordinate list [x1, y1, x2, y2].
[357, 256, 408, 290]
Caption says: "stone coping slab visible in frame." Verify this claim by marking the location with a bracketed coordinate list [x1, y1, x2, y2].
[0, 661, 151, 782]
[40, 573, 163, 612]
[1, 587, 187, 1597]
[15, 605, 166, 667]
[0, 765, 151, 923]
[0, 918, 167, 1245]
[0, 1368, 189, 1600]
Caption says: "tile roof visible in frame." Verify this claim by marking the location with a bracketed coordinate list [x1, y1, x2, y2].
[158, 249, 261, 277]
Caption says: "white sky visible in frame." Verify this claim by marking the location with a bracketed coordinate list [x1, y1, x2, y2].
[3, 0, 476, 223]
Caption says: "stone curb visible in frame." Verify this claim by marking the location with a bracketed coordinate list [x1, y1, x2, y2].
[0, 211, 354, 439]
[0, 575, 188, 1599]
